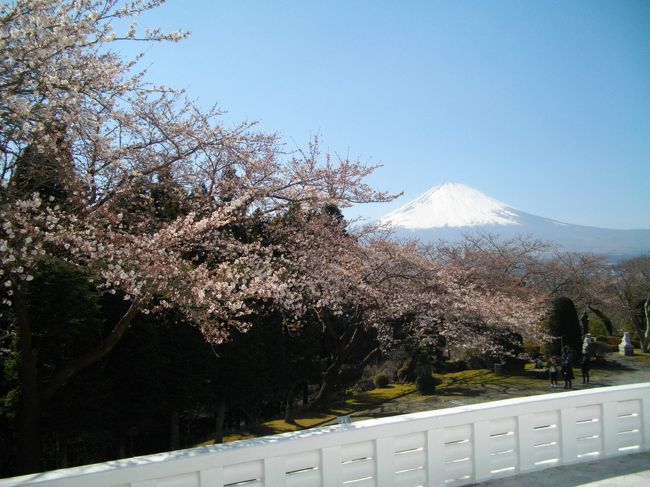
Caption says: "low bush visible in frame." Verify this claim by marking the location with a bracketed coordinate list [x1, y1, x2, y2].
[524, 345, 541, 360]
[604, 336, 622, 346]
[466, 354, 486, 370]
[415, 373, 438, 395]
[396, 357, 416, 382]
[373, 373, 390, 388]
[444, 360, 468, 372]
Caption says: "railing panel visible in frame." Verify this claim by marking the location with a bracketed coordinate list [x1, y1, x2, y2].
[532, 424, 559, 445]
[617, 413, 641, 432]
[532, 410, 560, 428]
[394, 448, 425, 471]
[341, 440, 374, 461]
[489, 449, 517, 472]
[489, 431, 516, 453]
[532, 442, 561, 464]
[223, 461, 263, 486]
[284, 449, 320, 473]
[341, 456, 374, 482]
[576, 435, 603, 457]
[617, 430, 643, 450]
[576, 418, 601, 438]
[443, 458, 473, 485]
[394, 467, 425, 487]
[444, 424, 473, 444]
[343, 478, 374, 487]
[618, 399, 642, 416]
[157, 472, 199, 487]
[285, 467, 320, 487]
[489, 417, 517, 436]
[443, 438, 473, 463]
[394, 432, 425, 452]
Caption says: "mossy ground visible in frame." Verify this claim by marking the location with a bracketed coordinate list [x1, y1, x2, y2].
[196, 351, 650, 447]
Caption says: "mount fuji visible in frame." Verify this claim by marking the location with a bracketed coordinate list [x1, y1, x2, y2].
[379, 183, 650, 261]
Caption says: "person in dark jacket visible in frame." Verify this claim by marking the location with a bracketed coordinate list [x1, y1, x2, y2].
[581, 355, 591, 384]
[561, 346, 574, 389]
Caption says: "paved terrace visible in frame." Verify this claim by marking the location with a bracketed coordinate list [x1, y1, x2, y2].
[470, 451, 650, 486]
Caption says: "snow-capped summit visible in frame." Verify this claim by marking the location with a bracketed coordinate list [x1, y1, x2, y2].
[378, 182, 650, 262]
[380, 182, 520, 229]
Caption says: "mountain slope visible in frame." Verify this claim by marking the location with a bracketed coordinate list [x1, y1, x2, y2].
[380, 183, 650, 260]
[380, 182, 520, 228]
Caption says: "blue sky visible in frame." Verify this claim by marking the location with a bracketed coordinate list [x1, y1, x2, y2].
[119, 0, 649, 229]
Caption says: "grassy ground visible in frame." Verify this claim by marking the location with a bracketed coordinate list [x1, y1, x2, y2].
[197, 351, 650, 447]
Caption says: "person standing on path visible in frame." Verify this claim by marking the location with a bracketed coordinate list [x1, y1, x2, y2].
[549, 358, 559, 388]
[561, 346, 574, 389]
[581, 356, 591, 384]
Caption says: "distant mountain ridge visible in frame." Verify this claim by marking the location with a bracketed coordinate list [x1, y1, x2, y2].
[379, 183, 650, 261]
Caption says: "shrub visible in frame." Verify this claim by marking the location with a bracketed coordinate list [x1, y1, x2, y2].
[445, 360, 468, 372]
[591, 341, 616, 358]
[373, 373, 390, 389]
[604, 336, 622, 346]
[466, 354, 486, 370]
[396, 357, 416, 382]
[524, 345, 541, 360]
[415, 373, 437, 395]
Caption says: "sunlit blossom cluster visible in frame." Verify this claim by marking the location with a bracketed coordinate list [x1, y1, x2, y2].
[2, 0, 551, 356]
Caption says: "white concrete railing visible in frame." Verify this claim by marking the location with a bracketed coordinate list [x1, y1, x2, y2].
[2, 382, 649, 487]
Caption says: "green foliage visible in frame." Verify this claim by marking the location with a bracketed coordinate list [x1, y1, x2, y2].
[10, 133, 76, 205]
[415, 369, 438, 395]
[373, 373, 390, 389]
[587, 315, 608, 338]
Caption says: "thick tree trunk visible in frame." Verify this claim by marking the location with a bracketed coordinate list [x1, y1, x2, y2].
[214, 400, 226, 444]
[41, 301, 141, 400]
[312, 353, 347, 406]
[170, 411, 180, 451]
[56, 431, 68, 469]
[284, 385, 296, 424]
[14, 298, 140, 474]
[641, 293, 650, 352]
[15, 289, 41, 475]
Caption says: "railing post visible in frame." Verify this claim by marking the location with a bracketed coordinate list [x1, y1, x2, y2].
[264, 456, 285, 487]
[321, 446, 342, 487]
[473, 420, 491, 481]
[602, 402, 619, 457]
[517, 413, 535, 472]
[426, 428, 445, 487]
[560, 407, 577, 464]
[200, 467, 224, 487]
[643, 396, 650, 451]
[375, 436, 395, 487]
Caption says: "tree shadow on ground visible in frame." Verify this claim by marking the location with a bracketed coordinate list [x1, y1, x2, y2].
[436, 388, 482, 397]
[591, 360, 636, 371]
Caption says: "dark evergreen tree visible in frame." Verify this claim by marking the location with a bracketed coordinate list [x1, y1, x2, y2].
[9, 127, 77, 205]
[546, 297, 582, 358]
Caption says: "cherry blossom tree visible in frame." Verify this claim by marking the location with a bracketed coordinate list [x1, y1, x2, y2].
[1, 0, 394, 472]
[609, 256, 650, 351]
[425, 234, 550, 354]
[275, 219, 549, 402]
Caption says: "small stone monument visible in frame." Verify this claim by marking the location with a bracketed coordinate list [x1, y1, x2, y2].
[619, 332, 635, 356]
